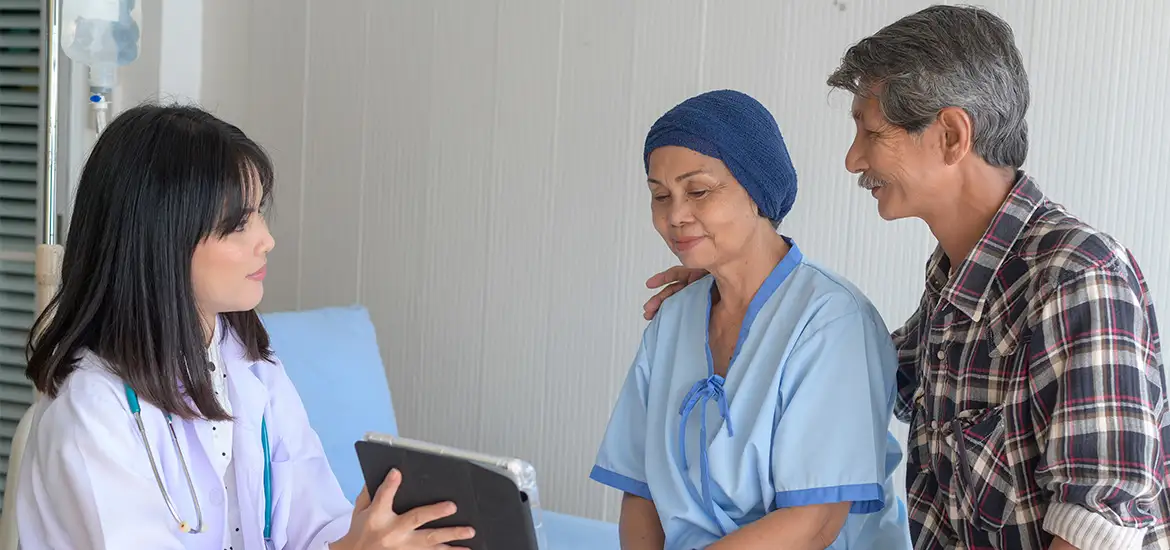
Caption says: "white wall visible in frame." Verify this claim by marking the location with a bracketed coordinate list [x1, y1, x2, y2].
[195, 0, 1170, 522]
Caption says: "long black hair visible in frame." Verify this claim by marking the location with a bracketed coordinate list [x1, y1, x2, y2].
[26, 103, 275, 421]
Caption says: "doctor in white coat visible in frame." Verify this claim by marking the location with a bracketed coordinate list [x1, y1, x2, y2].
[15, 104, 476, 550]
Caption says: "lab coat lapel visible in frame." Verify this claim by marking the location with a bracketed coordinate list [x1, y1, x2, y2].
[221, 327, 268, 441]
[188, 412, 225, 481]
[222, 325, 272, 547]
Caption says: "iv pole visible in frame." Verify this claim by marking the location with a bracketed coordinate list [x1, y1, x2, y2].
[0, 0, 64, 543]
[37, 0, 65, 316]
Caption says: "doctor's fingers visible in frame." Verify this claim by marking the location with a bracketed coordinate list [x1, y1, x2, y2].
[371, 468, 404, 512]
[395, 501, 461, 531]
[355, 485, 373, 511]
[407, 525, 477, 547]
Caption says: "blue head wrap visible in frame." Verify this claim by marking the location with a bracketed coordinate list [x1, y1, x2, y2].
[643, 90, 797, 223]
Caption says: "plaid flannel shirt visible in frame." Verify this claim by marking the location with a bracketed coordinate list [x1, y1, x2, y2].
[895, 173, 1170, 550]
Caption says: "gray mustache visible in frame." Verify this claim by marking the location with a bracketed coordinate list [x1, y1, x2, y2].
[858, 173, 888, 190]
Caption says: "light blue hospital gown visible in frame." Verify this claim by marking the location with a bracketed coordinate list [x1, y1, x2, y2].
[590, 240, 910, 549]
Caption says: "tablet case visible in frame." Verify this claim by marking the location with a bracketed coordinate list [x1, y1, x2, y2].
[354, 439, 540, 550]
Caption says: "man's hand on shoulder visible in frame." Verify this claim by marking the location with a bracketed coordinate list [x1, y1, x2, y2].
[643, 266, 707, 320]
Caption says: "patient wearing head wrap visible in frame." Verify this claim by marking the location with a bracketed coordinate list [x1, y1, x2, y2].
[643, 89, 797, 225]
[590, 90, 912, 549]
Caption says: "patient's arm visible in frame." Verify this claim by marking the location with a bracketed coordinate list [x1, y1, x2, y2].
[707, 502, 850, 550]
[619, 493, 665, 550]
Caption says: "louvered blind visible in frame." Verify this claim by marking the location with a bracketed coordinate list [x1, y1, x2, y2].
[0, 0, 43, 512]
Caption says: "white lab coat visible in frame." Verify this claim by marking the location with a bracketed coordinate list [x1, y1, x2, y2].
[15, 324, 353, 549]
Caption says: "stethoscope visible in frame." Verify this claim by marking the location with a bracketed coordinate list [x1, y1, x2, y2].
[124, 383, 273, 545]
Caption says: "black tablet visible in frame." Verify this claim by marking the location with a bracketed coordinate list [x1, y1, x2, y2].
[354, 432, 544, 550]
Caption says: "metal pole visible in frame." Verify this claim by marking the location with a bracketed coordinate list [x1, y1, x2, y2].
[41, 0, 59, 246]
[36, 0, 65, 317]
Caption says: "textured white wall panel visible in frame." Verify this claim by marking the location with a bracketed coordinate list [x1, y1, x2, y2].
[200, 0, 1170, 521]
[299, 0, 370, 310]
[473, 0, 567, 503]
[233, 0, 311, 311]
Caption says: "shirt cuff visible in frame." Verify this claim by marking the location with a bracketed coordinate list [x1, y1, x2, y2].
[1043, 502, 1146, 550]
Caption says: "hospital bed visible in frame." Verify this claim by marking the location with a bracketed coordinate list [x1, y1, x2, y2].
[0, 304, 619, 549]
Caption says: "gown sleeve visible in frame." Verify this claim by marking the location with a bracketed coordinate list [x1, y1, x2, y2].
[589, 332, 655, 501]
[770, 304, 898, 514]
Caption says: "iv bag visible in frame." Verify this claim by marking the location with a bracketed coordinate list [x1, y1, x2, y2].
[60, 0, 141, 91]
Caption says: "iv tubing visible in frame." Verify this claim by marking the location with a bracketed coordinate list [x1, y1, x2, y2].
[91, 91, 110, 134]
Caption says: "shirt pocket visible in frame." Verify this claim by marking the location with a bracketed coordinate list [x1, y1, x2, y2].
[949, 406, 1018, 532]
[983, 291, 1030, 361]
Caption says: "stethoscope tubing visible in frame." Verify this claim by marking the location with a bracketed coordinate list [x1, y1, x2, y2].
[124, 384, 271, 541]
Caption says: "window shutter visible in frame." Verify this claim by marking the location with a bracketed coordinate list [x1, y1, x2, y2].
[0, 0, 43, 511]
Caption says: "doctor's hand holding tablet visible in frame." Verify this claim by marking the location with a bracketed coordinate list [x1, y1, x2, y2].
[331, 469, 474, 550]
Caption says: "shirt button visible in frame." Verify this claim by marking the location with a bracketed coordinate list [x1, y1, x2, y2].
[936, 349, 946, 360]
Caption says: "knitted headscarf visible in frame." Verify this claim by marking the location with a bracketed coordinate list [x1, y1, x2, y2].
[644, 90, 797, 223]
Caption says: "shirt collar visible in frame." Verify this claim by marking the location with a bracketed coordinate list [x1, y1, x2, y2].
[928, 171, 1046, 320]
[207, 314, 223, 369]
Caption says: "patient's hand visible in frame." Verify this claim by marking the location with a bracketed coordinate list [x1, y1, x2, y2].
[643, 266, 707, 320]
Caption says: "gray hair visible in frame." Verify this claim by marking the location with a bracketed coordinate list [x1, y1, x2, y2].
[826, 5, 1030, 168]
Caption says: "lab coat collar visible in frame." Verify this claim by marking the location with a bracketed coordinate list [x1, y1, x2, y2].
[217, 315, 271, 433]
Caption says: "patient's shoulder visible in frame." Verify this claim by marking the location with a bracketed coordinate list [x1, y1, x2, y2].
[648, 274, 715, 329]
[785, 260, 888, 333]
[663, 273, 715, 310]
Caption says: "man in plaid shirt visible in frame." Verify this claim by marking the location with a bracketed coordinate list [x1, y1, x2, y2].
[642, 6, 1170, 549]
